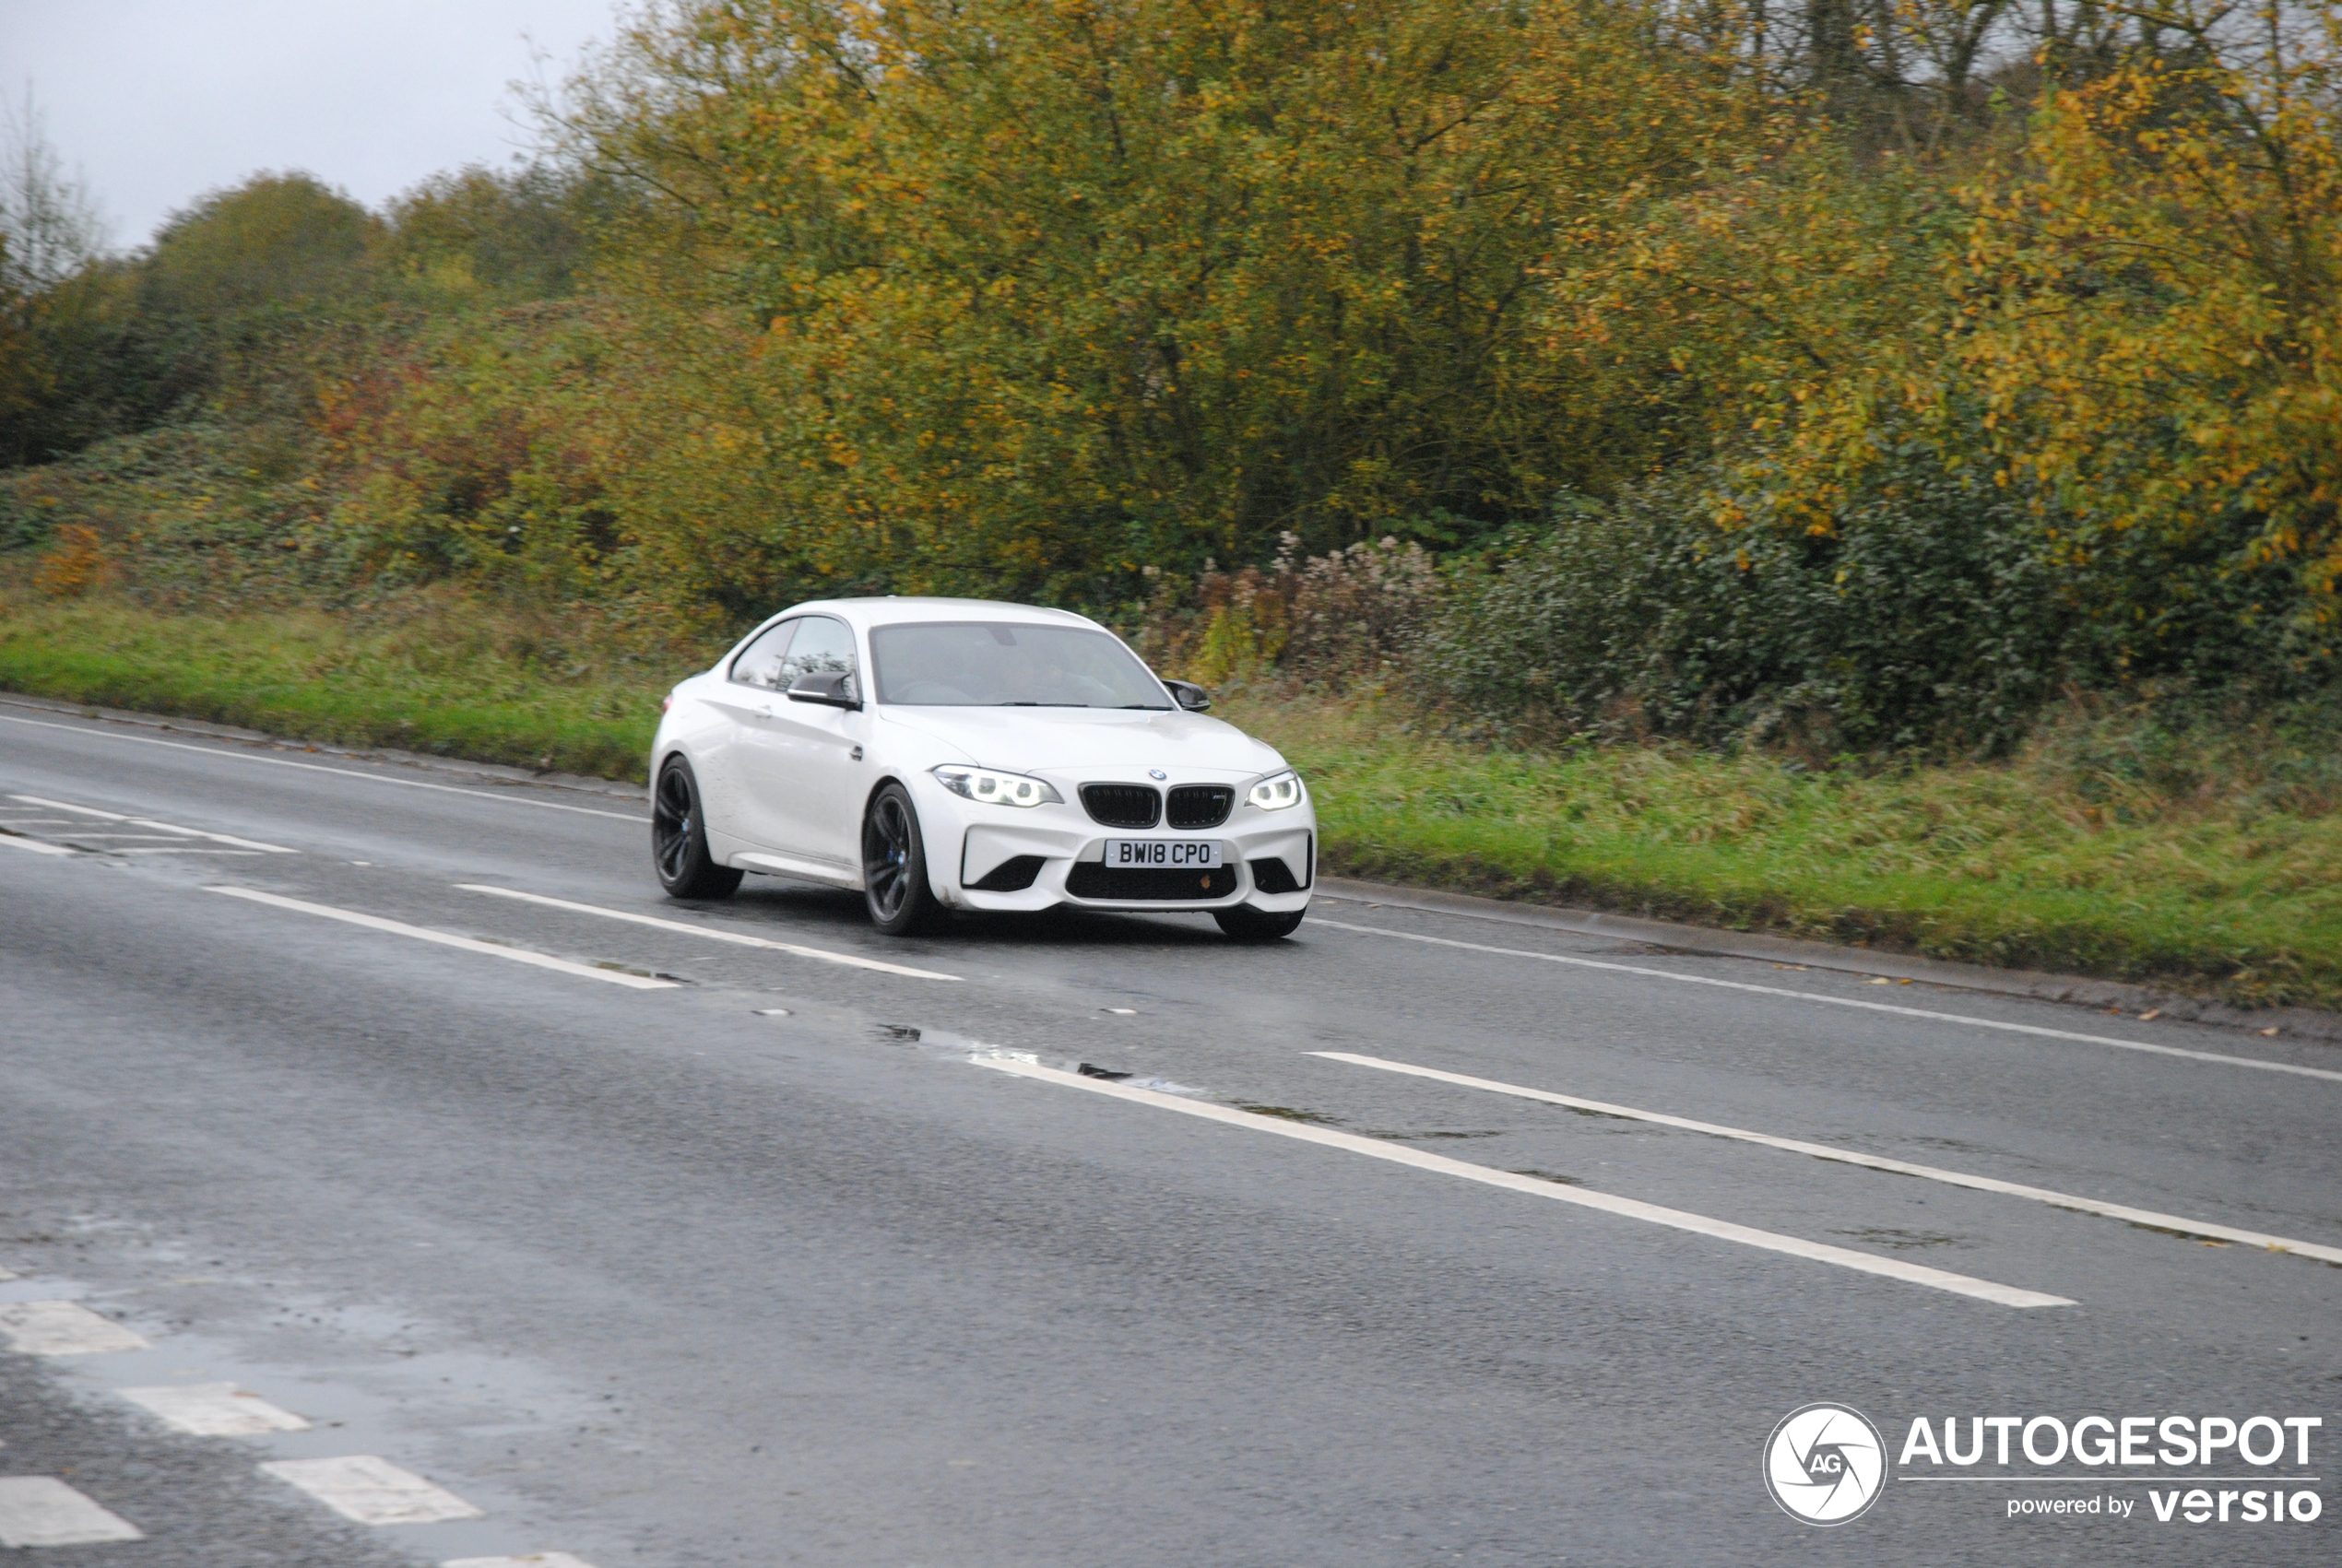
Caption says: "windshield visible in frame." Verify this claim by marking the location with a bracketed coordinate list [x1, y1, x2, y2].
[869, 621, 1172, 709]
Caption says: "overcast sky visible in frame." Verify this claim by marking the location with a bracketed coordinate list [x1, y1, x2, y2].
[1, 1, 630, 250]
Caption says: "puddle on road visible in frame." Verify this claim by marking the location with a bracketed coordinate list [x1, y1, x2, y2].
[1832, 1227, 1969, 1251]
[1231, 1103, 1344, 1126]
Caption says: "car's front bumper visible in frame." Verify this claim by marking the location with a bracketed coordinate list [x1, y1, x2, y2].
[919, 778, 1315, 914]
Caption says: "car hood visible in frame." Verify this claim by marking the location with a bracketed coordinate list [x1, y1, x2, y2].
[877, 705, 1284, 775]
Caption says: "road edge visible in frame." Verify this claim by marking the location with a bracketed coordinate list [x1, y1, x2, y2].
[1315, 878, 2342, 1048]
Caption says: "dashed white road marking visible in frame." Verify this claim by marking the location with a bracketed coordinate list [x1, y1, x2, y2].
[444, 1555, 603, 1567]
[259, 1456, 485, 1525]
[0, 833, 73, 856]
[6, 794, 296, 852]
[0, 1300, 151, 1354]
[457, 884, 964, 983]
[0, 1478, 144, 1547]
[205, 887, 679, 990]
[1310, 917, 2342, 1084]
[1315, 1051, 2342, 1266]
[0, 713, 645, 821]
[118, 1382, 310, 1435]
[970, 1055, 2074, 1308]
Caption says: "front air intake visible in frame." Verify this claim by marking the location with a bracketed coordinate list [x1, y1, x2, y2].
[1080, 783, 1162, 829]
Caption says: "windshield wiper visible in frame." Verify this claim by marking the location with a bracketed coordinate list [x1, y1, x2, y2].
[995, 701, 1091, 707]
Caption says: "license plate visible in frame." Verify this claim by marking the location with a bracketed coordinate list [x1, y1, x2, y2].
[1105, 839, 1224, 869]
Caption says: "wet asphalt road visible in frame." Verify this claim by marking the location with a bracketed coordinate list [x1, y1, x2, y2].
[0, 700, 2336, 1567]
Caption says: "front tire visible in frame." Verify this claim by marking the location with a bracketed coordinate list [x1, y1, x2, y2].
[651, 757, 743, 901]
[861, 782, 947, 936]
[1214, 903, 1307, 941]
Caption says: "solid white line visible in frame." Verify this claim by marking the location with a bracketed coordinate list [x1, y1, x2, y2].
[457, 884, 964, 982]
[118, 1383, 310, 1435]
[969, 1055, 2073, 1308]
[114, 848, 265, 855]
[1310, 917, 2341, 1083]
[9, 794, 295, 851]
[0, 834, 73, 856]
[0, 1478, 144, 1547]
[206, 887, 678, 989]
[0, 713, 645, 820]
[259, 1456, 484, 1525]
[10, 794, 125, 819]
[444, 1556, 602, 1568]
[1314, 1052, 2342, 1265]
[0, 1300, 151, 1354]
[128, 818, 297, 852]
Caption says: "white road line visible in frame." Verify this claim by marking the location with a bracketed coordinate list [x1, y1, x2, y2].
[0, 833, 73, 856]
[9, 794, 126, 819]
[206, 887, 679, 990]
[1315, 1052, 2342, 1266]
[33, 804, 289, 846]
[0, 1300, 151, 1354]
[8, 793, 297, 851]
[118, 1382, 310, 1435]
[1310, 917, 2341, 1083]
[457, 884, 964, 982]
[444, 1555, 602, 1568]
[128, 818, 297, 852]
[969, 1055, 2073, 1309]
[115, 848, 266, 855]
[259, 1456, 485, 1525]
[0, 1478, 144, 1547]
[51, 833, 204, 841]
[1, 712, 645, 820]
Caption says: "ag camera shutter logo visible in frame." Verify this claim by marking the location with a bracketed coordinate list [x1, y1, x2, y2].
[1765, 1403, 1887, 1526]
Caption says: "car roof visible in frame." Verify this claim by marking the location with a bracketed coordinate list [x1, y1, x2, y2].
[772, 596, 1104, 631]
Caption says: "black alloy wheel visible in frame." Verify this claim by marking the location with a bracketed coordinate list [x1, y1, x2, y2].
[651, 757, 743, 900]
[1213, 903, 1307, 941]
[861, 781, 946, 935]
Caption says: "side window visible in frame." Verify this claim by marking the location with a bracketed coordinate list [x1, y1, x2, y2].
[779, 617, 859, 689]
[729, 619, 798, 690]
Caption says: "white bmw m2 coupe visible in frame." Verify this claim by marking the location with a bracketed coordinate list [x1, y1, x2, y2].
[648, 597, 1316, 938]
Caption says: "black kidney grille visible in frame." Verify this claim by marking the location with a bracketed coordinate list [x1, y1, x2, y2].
[1165, 784, 1234, 829]
[1080, 783, 1161, 829]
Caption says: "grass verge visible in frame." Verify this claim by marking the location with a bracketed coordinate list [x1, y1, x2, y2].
[1219, 692, 2342, 1012]
[5, 593, 2336, 1010]
[0, 593, 676, 781]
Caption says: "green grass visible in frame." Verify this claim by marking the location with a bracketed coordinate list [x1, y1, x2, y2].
[5, 591, 2337, 1010]
[1219, 693, 2342, 1011]
[0, 592, 680, 781]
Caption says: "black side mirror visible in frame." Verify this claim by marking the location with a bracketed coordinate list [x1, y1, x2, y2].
[1164, 678, 1212, 713]
[787, 669, 861, 710]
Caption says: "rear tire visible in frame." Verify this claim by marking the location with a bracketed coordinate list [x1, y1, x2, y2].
[651, 757, 743, 901]
[861, 782, 948, 936]
[1214, 903, 1307, 941]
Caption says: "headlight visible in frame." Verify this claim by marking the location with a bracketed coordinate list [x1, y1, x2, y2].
[1248, 770, 1304, 810]
[932, 764, 1062, 808]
